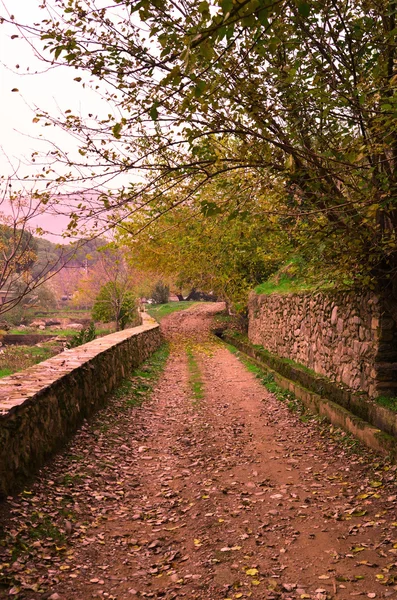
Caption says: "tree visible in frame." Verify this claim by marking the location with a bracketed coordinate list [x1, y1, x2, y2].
[83, 243, 139, 330]
[0, 183, 67, 316]
[151, 281, 170, 305]
[92, 282, 138, 331]
[120, 175, 289, 310]
[5, 1, 397, 304]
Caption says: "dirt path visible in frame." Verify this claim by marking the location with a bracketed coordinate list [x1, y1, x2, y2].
[2, 303, 397, 600]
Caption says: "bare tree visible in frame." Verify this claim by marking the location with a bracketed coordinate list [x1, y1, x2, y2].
[0, 178, 100, 317]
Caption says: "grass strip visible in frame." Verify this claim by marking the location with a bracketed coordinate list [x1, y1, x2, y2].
[146, 301, 196, 322]
[115, 343, 170, 408]
[186, 345, 204, 405]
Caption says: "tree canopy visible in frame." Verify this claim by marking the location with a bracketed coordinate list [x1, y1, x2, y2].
[92, 282, 138, 330]
[5, 0, 397, 303]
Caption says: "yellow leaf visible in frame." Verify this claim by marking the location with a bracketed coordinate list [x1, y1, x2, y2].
[246, 568, 259, 576]
[235, 594, 243, 599]
[251, 580, 261, 585]
[194, 539, 202, 547]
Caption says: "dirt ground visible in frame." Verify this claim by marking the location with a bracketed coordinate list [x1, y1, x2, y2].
[2, 303, 397, 600]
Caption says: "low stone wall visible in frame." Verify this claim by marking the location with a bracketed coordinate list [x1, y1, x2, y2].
[2, 334, 57, 346]
[248, 290, 397, 398]
[0, 315, 162, 497]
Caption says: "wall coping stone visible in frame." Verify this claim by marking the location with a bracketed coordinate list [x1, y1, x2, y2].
[0, 314, 159, 419]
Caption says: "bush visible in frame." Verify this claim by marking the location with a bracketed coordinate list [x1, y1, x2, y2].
[66, 322, 97, 349]
[151, 281, 169, 304]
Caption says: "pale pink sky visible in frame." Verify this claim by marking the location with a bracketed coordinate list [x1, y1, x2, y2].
[0, 0, 135, 240]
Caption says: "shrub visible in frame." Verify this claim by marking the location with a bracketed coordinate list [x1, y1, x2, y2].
[66, 322, 97, 349]
[151, 281, 169, 304]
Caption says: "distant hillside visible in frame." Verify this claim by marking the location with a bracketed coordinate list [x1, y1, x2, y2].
[0, 223, 109, 281]
[32, 237, 109, 279]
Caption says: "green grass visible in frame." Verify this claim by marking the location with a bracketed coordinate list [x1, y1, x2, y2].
[33, 309, 90, 318]
[376, 395, 397, 413]
[0, 368, 12, 377]
[0, 344, 62, 378]
[186, 345, 204, 405]
[255, 277, 315, 295]
[8, 327, 112, 336]
[146, 301, 196, 322]
[254, 256, 338, 296]
[116, 343, 170, 408]
[224, 332, 319, 378]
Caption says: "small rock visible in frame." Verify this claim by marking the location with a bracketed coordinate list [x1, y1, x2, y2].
[68, 323, 84, 331]
[282, 583, 296, 592]
[49, 594, 61, 600]
[65, 520, 73, 534]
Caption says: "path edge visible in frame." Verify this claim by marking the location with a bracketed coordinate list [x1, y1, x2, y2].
[219, 332, 397, 459]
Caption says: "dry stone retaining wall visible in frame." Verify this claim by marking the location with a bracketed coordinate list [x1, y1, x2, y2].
[248, 290, 397, 399]
[0, 315, 162, 497]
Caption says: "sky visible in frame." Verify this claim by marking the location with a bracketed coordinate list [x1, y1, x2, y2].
[1, 2, 84, 178]
[0, 0, 121, 239]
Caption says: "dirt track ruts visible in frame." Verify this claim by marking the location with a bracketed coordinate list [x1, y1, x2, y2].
[1, 303, 397, 600]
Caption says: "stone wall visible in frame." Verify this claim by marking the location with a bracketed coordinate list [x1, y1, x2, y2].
[248, 290, 397, 399]
[0, 315, 162, 497]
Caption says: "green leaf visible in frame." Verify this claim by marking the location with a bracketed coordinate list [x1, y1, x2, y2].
[112, 123, 123, 139]
[298, 2, 310, 17]
[198, 1, 209, 14]
[54, 46, 64, 60]
[149, 103, 159, 120]
[221, 0, 233, 15]
[194, 80, 206, 98]
[200, 201, 222, 216]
